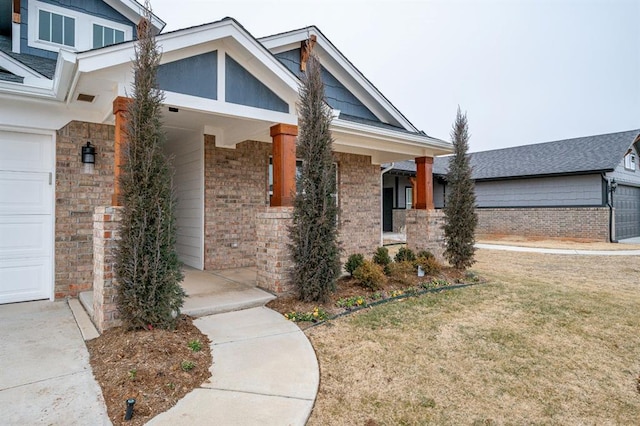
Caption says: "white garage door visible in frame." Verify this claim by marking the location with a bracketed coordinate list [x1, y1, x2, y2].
[0, 131, 54, 304]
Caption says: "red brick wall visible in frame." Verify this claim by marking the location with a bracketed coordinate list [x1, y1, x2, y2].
[476, 207, 610, 241]
[203, 136, 271, 270]
[55, 121, 114, 299]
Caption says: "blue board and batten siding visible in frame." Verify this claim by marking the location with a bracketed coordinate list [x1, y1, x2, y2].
[225, 54, 288, 113]
[20, 0, 136, 59]
[275, 49, 378, 122]
[157, 52, 218, 100]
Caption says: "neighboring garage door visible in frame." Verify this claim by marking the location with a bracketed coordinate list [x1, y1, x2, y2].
[0, 131, 54, 304]
[614, 184, 640, 240]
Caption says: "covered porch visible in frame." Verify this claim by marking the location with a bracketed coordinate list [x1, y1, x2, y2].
[81, 266, 274, 321]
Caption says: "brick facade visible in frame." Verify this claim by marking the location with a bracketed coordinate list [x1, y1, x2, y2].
[256, 207, 293, 293]
[476, 207, 610, 241]
[392, 209, 407, 232]
[335, 152, 381, 260]
[92, 206, 122, 332]
[203, 136, 271, 270]
[52, 128, 384, 299]
[55, 121, 114, 299]
[406, 209, 446, 261]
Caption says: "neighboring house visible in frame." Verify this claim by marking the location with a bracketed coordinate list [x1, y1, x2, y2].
[384, 130, 640, 241]
[0, 0, 452, 306]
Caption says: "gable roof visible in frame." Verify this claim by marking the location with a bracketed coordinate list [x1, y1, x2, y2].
[258, 26, 424, 135]
[388, 129, 640, 180]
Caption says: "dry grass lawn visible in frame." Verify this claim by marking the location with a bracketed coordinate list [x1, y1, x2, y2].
[306, 249, 640, 425]
[478, 234, 640, 251]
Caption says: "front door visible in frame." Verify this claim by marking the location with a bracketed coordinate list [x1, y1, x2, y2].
[383, 188, 393, 232]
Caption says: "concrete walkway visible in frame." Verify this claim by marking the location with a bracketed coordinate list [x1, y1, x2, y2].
[476, 243, 640, 256]
[0, 300, 110, 425]
[147, 307, 319, 425]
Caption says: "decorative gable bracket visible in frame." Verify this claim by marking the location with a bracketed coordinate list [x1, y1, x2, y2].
[300, 35, 317, 72]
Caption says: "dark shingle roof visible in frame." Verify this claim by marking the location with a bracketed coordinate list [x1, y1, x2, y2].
[0, 35, 57, 79]
[386, 130, 640, 180]
[0, 66, 23, 83]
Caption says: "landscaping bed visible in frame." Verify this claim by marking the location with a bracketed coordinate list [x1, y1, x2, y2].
[86, 315, 211, 426]
[267, 249, 481, 330]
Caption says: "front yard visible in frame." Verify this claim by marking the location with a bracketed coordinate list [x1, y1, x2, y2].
[305, 249, 640, 424]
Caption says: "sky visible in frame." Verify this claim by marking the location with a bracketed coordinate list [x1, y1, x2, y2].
[151, 0, 639, 152]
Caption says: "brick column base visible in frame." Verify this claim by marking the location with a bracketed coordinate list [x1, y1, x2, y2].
[406, 209, 446, 262]
[92, 206, 122, 332]
[256, 207, 293, 294]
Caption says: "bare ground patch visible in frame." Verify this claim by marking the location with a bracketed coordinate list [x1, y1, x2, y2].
[305, 249, 640, 424]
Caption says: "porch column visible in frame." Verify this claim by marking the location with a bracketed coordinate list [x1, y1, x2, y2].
[112, 96, 133, 206]
[406, 155, 445, 261]
[270, 124, 298, 207]
[414, 156, 434, 210]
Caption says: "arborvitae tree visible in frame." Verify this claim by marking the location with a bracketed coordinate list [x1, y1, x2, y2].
[289, 54, 341, 303]
[115, 2, 184, 329]
[443, 107, 478, 269]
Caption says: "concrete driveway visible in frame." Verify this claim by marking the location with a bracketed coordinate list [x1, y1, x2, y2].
[0, 300, 110, 425]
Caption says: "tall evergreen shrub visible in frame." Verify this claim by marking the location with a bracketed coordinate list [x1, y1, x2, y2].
[289, 54, 341, 303]
[443, 107, 478, 269]
[115, 2, 185, 329]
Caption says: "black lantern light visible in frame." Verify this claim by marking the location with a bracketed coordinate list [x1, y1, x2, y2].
[81, 141, 96, 164]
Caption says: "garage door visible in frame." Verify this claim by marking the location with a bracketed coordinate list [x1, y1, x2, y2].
[614, 184, 640, 240]
[0, 131, 53, 304]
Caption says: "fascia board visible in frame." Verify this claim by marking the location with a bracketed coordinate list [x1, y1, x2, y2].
[331, 118, 452, 154]
[261, 27, 419, 132]
[0, 50, 76, 101]
[102, 0, 166, 32]
[163, 91, 297, 125]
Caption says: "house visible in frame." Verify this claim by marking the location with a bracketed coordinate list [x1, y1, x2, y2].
[383, 130, 640, 241]
[0, 0, 452, 321]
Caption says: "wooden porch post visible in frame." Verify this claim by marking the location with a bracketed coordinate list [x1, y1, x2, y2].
[112, 96, 132, 206]
[414, 156, 434, 210]
[270, 124, 298, 207]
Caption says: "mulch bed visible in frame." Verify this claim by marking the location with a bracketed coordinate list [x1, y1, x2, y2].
[86, 315, 211, 426]
[267, 266, 472, 330]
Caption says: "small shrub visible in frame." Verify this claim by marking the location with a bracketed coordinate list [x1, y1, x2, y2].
[416, 250, 435, 260]
[344, 253, 365, 277]
[372, 247, 392, 275]
[395, 247, 416, 263]
[181, 360, 195, 371]
[416, 255, 442, 275]
[336, 295, 366, 309]
[420, 278, 450, 290]
[354, 260, 386, 290]
[187, 339, 202, 352]
[284, 307, 329, 322]
[388, 261, 416, 287]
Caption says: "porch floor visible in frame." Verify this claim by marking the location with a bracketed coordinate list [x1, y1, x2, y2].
[181, 267, 276, 317]
[79, 266, 276, 321]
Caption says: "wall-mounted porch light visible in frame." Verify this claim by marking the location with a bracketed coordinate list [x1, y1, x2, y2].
[82, 141, 96, 174]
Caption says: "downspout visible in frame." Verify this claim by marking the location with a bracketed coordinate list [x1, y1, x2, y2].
[380, 163, 394, 246]
[602, 173, 618, 243]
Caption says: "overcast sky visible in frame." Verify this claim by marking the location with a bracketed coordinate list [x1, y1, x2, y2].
[151, 0, 639, 152]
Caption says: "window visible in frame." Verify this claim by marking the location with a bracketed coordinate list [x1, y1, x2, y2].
[405, 187, 413, 209]
[93, 24, 125, 49]
[38, 9, 74, 47]
[624, 152, 637, 171]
